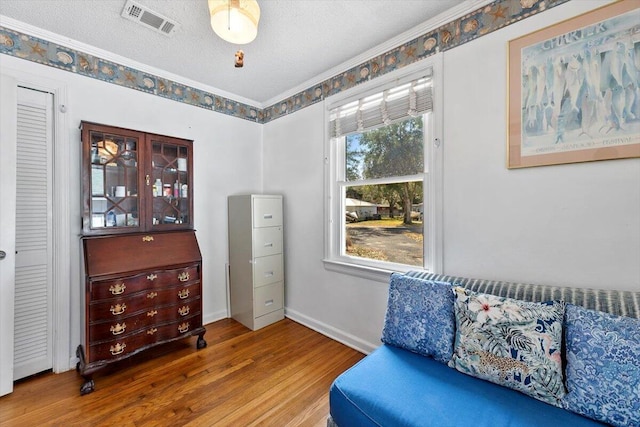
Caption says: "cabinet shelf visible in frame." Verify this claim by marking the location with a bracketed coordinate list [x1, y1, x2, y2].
[82, 121, 194, 235]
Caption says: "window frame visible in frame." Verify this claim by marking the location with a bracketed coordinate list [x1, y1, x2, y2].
[323, 55, 444, 282]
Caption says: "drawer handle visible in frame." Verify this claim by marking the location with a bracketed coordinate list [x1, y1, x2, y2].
[178, 272, 190, 282]
[265, 299, 274, 306]
[109, 283, 126, 295]
[263, 214, 273, 219]
[264, 271, 274, 277]
[178, 322, 190, 333]
[142, 235, 154, 242]
[147, 328, 158, 335]
[147, 273, 157, 281]
[178, 289, 190, 299]
[110, 322, 126, 335]
[178, 305, 190, 316]
[110, 303, 127, 315]
[147, 291, 158, 299]
[147, 310, 158, 317]
[109, 343, 126, 356]
[264, 243, 273, 248]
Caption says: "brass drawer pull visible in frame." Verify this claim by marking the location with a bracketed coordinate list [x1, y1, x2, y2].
[178, 306, 190, 316]
[109, 283, 126, 295]
[147, 310, 158, 317]
[178, 289, 190, 299]
[142, 235, 154, 242]
[178, 322, 190, 333]
[110, 322, 126, 335]
[110, 343, 126, 356]
[178, 272, 190, 282]
[110, 303, 126, 315]
[147, 328, 158, 335]
[147, 291, 158, 299]
[147, 273, 157, 281]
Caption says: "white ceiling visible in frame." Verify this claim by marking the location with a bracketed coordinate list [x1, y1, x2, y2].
[0, 0, 470, 106]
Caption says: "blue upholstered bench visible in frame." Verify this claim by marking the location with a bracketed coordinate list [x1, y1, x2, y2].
[328, 272, 640, 427]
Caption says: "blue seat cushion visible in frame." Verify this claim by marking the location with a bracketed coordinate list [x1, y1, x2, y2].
[330, 344, 606, 427]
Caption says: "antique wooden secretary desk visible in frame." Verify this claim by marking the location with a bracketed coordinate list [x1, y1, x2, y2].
[76, 122, 206, 395]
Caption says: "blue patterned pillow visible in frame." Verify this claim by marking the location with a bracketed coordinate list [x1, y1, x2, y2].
[563, 304, 640, 427]
[449, 287, 566, 407]
[381, 273, 455, 363]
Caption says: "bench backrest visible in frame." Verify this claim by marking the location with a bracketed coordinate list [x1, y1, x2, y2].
[405, 271, 640, 319]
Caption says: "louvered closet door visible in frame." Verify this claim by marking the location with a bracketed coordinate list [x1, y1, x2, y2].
[13, 87, 53, 380]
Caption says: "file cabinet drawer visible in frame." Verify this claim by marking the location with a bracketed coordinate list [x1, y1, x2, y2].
[253, 197, 283, 228]
[253, 226, 283, 258]
[254, 282, 284, 318]
[253, 254, 283, 287]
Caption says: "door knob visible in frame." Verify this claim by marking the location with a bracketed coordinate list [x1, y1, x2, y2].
[0, 250, 6, 260]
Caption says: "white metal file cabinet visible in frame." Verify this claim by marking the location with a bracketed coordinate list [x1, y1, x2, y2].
[228, 194, 284, 330]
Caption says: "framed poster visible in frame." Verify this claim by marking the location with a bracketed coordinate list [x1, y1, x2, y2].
[508, 0, 640, 168]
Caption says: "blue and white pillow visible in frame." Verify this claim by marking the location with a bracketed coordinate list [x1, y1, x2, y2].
[449, 287, 566, 407]
[563, 304, 640, 427]
[381, 273, 455, 363]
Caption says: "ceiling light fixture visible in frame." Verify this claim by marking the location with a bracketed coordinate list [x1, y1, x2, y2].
[208, 0, 260, 44]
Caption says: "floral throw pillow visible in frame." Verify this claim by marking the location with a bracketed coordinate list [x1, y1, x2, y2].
[563, 304, 640, 427]
[381, 273, 455, 364]
[449, 287, 566, 407]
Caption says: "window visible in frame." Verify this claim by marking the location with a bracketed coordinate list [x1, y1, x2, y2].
[324, 60, 443, 279]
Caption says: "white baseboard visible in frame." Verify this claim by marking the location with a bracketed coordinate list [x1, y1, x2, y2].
[203, 309, 228, 326]
[65, 309, 373, 372]
[284, 308, 378, 355]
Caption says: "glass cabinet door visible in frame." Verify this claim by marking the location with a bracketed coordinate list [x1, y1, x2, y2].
[148, 136, 192, 229]
[82, 122, 193, 235]
[85, 127, 141, 233]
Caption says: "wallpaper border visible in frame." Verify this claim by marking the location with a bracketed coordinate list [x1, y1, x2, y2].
[0, 0, 570, 124]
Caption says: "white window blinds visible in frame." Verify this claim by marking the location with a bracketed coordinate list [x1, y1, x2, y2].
[329, 73, 433, 138]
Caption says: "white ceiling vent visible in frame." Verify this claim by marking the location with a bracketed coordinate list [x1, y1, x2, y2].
[121, 0, 180, 37]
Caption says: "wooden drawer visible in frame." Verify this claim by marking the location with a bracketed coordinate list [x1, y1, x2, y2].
[252, 197, 282, 228]
[89, 282, 200, 322]
[90, 265, 199, 300]
[89, 298, 201, 342]
[152, 265, 200, 287]
[253, 253, 283, 287]
[87, 313, 201, 363]
[254, 282, 284, 318]
[253, 226, 283, 258]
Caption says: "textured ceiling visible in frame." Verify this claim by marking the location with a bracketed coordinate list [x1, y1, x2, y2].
[0, 0, 468, 106]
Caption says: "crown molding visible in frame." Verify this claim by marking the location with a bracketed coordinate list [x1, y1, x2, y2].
[0, 15, 262, 109]
[263, 0, 494, 107]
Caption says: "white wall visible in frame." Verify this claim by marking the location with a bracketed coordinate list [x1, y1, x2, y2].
[1, 0, 638, 367]
[1, 55, 263, 368]
[442, 0, 640, 287]
[263, 0, 640, 353]
[263, 103, 390, 352]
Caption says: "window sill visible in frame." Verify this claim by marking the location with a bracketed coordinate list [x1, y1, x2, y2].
[322, 258, 426, 283]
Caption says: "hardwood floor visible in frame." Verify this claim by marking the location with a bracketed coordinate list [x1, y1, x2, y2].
[0, 318, 364, 427]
